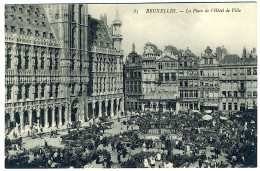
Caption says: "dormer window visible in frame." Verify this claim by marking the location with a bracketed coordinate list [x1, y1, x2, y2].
[11, 26, 15, 33]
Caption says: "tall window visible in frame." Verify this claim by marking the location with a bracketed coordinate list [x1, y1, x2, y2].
[18, 85, 22, 100]
[7, 86, 12, 100]
[184, 80, 188, 87]
[41, 84, 45, 97]
[6, 53, 12, 69]
[247, 68, 251, 75]
[171, 73, 176, 81]
[49, 84, 53, 97]
[165, 73, 169, 81]
[25, 85, 29, 99]
[185, 91, 188, 97]
[41, 52, 44, 69]
[223, 103, 226, 110]
[234, 103, 238, 110]
[253, 68, 257, 75]
[180, 91, 183, 97]
[228, 103, 232, 110]
[194, 91, 198, 97]
[189, 91, 193, 97]
[35, 85, 39, 98]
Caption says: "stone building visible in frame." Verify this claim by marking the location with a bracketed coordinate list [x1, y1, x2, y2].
[5, 4, 124, 134]
[124, 43, 142, 112]
[219, 48, 257, 112]
[87, 11, 124, 119]
[178, 48, 200, 110]
[198, 46, 220, 111]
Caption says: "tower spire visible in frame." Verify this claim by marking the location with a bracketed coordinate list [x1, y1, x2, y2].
[115, 9, 120, 21]
[132, 43, 135, 52]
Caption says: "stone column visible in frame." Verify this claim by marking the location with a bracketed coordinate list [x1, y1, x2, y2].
[13, 85, 18, 102]
[52, 106, 56, 127]
[64, 106, 68, 125]
[20, 112, 24, 133]
[85, 102, 89, 121]
[105, 100, 108, 116]
[156, 102, 159, 112]
[111, 100, 114, 117]
[45, 84, 50, 99]
[59, 106, 62, 127]
[22, 85, 25, 101]
[142, 103, 145, 112]
[29, 109, 32, 128]
[99, 101, 102, 117]
[44, 108, 49, 128]
[36, 109, 40, 129]
[163, 73, 165, 82]
[121, 98, 125, 115]
[150, 102, 153, 111]
[162, 103, 166, 113]
[116, 99, 119, 117]
[92, 102, 96, 119]
[38, 84, 41, 99]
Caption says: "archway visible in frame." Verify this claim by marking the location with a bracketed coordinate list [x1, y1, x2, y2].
[14, 112, 20, 132]
[113, 99, 117, 115]
[5, 114, 11, 129]
[95, 101, 99, 118]
[159, 104, 163, 112]
[24, 111, 29, 129]
[62, 106, 66, 125]
[14, 112, 20, 125]
[55, 107, 59, 126]
[40, 109, 45, 127]
[102, 101, 106, 117]
[88, 103, 93, 119]
[71, 99, 80, 122]
[107, 100, 111, 116]
[48, 108, 52, 127]
[32, 110, 37, 127]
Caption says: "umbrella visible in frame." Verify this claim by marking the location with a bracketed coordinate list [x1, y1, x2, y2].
[220, 116, 228, 120]
[204, 110, 212, 114]
[192, 110, 201, 114]
[202, 114, 213, 121]
[250, 120, 255, 124]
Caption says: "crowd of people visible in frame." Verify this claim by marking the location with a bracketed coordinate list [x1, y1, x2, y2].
[5, 109, 257, 168]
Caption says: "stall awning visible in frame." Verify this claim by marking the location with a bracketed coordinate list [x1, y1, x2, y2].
[204, 102, 218, 107]
[143, 89, 178, 100]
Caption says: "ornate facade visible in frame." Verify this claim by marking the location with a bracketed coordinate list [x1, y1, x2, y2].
[87, 12, 124, 119]
[178, 48, 199, 110]
[124, 43, 257, 114]
[198, 46, 220, 111]
[219, 48, 257, 112]
[124, 44, 142, 112]
[5, 4, 124, 135]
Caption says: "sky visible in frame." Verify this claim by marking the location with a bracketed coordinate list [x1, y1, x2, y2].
[88, 2, 257, 57]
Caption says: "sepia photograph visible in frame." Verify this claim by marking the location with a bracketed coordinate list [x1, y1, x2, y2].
[3, 1, 257, 168]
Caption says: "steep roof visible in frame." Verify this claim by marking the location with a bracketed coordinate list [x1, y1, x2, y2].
[220, 54, 242, 64]
[5, 4, 56, 40]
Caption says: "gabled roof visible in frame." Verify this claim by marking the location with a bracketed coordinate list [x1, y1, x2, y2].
[156, 55, 177, 62]
[143, 89, 177, 100]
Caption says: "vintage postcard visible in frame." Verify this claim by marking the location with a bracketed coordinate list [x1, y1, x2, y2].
[4, 2, 257, 168]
